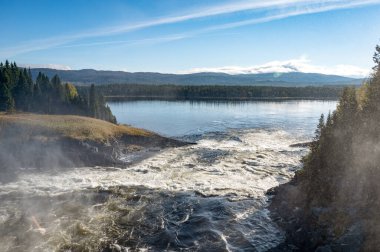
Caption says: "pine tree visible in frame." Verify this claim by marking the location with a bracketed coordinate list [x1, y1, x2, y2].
[373, 44, 380, 70]
[89, 84, 98, 117]
[0, 72, 15, 111]
[25, 68, 33, 96]
[314, 114, 325, 141]
[51, 74, 65, 102]
[33, 73, 42, 100]
[13, 70, 28, 110]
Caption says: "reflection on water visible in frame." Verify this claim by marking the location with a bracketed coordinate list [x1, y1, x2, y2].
[108, 100, 338, 137]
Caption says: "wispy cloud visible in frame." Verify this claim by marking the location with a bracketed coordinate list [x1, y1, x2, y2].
[180, 57, 371, 77]
[1, 0, 380, 57]
[200, 0, 380, 33]
[58, 35, 186, 49]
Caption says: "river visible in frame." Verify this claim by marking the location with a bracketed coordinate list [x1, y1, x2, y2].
[0, 100, 337, 251]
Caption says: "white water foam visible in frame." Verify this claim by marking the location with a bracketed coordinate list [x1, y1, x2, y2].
[0, 129, 306, 199]
[0, 129, 308, 251]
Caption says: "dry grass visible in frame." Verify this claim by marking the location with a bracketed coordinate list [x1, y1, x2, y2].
[0, 113, 152, 142]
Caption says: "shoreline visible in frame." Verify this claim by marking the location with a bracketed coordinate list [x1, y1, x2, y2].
[0, 113, 192, 183]
[105, 96, 339, 102]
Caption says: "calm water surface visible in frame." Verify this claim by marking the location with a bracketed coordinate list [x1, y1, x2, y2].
[108, 100, 338, 137]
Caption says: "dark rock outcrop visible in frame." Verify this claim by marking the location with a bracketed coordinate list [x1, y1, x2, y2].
[268, 180, 365, 252]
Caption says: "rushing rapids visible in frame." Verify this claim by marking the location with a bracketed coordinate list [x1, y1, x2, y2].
[0, 129, 308, 251]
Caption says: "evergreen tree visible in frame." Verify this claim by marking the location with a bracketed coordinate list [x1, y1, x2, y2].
[33, 73, 42, 101]
[373, 44, 380, 70]
[25, 68, 33, 96]
[13, 70, 29, 110]
[0, 69, 15, 111]
[89, 84, 98, 117]
[315, 114, 325, 141]
[51, 74, 65, 102]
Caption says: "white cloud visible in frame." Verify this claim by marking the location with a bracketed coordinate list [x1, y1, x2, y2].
[179, 57, 371, 77]
[19, 63, 72, 70]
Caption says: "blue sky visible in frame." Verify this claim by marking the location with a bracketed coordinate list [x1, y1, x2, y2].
[1, 0, 380, 77]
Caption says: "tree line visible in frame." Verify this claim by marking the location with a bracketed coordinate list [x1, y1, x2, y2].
[0, 61, 115, 123]
[90, 83, 345, 100]
[291, 45, 380, 249]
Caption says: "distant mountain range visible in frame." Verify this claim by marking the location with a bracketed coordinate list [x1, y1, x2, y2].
[29, 68, 364, 86]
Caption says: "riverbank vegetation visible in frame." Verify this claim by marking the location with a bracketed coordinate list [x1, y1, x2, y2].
[0, 113, 187, 182]
[0, 113, 150, 142]
[86, 84, 345, 101]
[0, 61, 115, 123]
[271, 46, 380, 250]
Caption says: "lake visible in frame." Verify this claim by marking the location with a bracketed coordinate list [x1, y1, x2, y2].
[108, 100, 338, 137]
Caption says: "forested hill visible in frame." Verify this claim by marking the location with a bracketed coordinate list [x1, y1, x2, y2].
[29, 68, 363, 86]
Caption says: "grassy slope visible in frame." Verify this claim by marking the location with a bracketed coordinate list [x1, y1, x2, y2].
[0, 113, 151, 142]
[0, 112, 187, 171]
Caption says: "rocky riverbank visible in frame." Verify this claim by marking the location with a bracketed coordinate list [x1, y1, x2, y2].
[0, 113, 190, 183]
[268, 174, 369, 252]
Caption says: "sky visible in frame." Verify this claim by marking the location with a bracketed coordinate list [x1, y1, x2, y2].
[1, 0, 380, 77]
